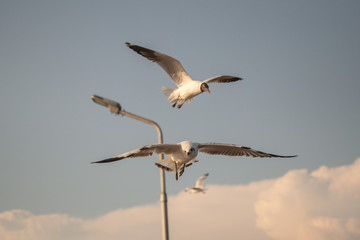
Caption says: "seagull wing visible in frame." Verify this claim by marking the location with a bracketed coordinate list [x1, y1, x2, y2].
[202, 75, 242, 84]
[195, 173, 209, 188]
[92, 144, 181, 163]
[126, 42, 193, 87]
[151, 144, 182, 155]
[198, 143, 297, 158]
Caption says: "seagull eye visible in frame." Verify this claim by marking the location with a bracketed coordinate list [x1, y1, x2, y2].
[190, 148, 194, 152]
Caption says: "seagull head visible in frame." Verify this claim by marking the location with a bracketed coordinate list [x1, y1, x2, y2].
[184, 147, 196, 156]
[180, 141, 199, 158]
[200, 83, 211, 93]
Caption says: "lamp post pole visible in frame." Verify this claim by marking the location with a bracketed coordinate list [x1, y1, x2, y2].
[91, 95, 169, 240]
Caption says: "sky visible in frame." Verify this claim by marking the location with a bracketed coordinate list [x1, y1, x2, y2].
[1, 0, 359, 239]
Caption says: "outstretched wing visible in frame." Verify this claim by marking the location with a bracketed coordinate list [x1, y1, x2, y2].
[195, 173, 209, 188]
[202, 75, 242, 84]
[92, 144, 181, 163]
[198, 143, 297, 158]
[126, 42, 193, 87]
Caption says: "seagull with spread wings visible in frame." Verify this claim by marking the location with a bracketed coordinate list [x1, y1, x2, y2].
[126, 42, 243, 108]
[185, 173, 209, 193]
[92, 141, 296, 180]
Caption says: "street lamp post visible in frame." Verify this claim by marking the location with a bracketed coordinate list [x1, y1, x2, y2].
[91, 95, 169, 240]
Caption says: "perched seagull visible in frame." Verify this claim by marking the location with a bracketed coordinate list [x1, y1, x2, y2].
[92, 141, 297, 180]
[125, 42, 243, 108]
[185, 173, 209, 193]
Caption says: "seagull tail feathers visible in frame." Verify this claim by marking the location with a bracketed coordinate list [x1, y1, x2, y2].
[155, 157, 176, 173]
[161, 87, 177, 104]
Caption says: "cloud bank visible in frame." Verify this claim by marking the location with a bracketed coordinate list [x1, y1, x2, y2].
[255, 158, 360, 240]
[1, 159, 360, 240]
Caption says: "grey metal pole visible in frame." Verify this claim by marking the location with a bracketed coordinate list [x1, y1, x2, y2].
[91, 95, 169, 240]
[120, 110, 169, 240]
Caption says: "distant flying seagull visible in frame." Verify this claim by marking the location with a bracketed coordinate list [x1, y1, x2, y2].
[185, 173, 209, 193]
[92, 141, 297, 180]
[125, 42, 243, 108]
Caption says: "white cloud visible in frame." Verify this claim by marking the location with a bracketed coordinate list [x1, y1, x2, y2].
[255, 158, 360, 240]
[1, 159, 360, 240]
[0, 210, 85, 240]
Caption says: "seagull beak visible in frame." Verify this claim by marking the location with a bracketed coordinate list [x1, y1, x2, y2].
[206, 88, 211, 94]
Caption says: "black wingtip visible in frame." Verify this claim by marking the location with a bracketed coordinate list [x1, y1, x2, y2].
[91, 158, 121, 164]
[282, 155, 298, 158]
[125, 42, 131, 47]
[222, 76, 243, 83]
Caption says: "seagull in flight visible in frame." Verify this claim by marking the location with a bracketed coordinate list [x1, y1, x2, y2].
[92, 141, 297, 180]
[185, 173, 209, 193]
[126, 42, 243, 108]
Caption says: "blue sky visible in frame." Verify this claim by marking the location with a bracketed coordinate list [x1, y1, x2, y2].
[1, 1, 360, 238]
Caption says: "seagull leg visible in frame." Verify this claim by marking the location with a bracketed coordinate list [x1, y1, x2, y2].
[177, 102, 184, 108]
[175, 162, 178, 181]
[172, 96, 180, 108]
[179, 163, 185, 177]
